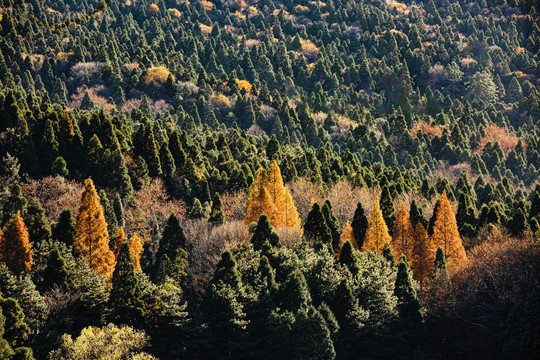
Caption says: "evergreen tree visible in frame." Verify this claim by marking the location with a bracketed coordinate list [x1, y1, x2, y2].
[304, 202, 332, 246]
[0, 304, 14, 359]
[362, 197, 392, 254]
[394, 255, 421, 324]
[251, 214, 280, 251]
[113, 193, 125, 229]
[409, 199, 428, 228]
[322, 200, 340, 253]
[351, 201, 368, 249]
[51, 209, 76, 247]
[431, 190, 467, 271]
[211, 250, 242, 288]
[339, 241, 361, 275]
[1, 182, 27, 227]
[279, 269, 311, 312]
[154, 213, 188, 284]
[23, 198, 51, 245]
[380, 185, 396, 230]
[188, 198, 205, 219]
[507, 208, 530, 236]
[74, 179, 115, 279]
[109, 242, 144, 327]
[0, 212, 32, 275]
[336, 221, 358, 259]
[208, 193, 225, 225]
[41, 243, 73, 291]
[0, 297, 30, 349]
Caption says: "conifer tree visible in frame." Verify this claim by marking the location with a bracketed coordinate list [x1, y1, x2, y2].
[411, 223, 436, 290]
[0, 212, 32, 275]
[154, 213, 188, 284]
[245, 167, 276, 225]
[208, 193, 225, 225]
[128, 234, 143, 272]
[322, 200, 340, 253]
[382, 242, 395, 264]
[339, 241, 361, 275]
[337, 221, 358, 259]
[99, 190, 118, 248]
[380, 185, 396, 230]
[362, 198, 392, 254]
[409, 199, 428, 229]
[109, 242, 144, 327]
[0, 297, 29, 349]
[251, 214, 280, 251]
[431, 191, 467, 271]
[113, 193, 125, 229]
[0, 305, 14, 358]
[391, 205, 414, 263]
[51, 208, 76, 247]
[1, 182, 27, 227]
[74, 179, 115, 279]
[41, 243, 73, 291]
[279, 269, 312, 312]
[23, 198, 51, 245]
[351, 201, 368, 249]
[304, 202, 332, 246]
[211, 250, 242, 288]
[394, 255, 421, 324]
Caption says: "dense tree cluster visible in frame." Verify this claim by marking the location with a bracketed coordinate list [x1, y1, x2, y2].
[0, 0, 539, 358]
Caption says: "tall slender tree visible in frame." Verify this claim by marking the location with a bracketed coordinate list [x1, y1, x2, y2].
[411, 223, 436, 290]
[0, 212, 32, 275]
[351, 201, 368, 249]
[391, 205, 414, 263]
[362, 197, 392, 254]
[74, 179, 115, 279]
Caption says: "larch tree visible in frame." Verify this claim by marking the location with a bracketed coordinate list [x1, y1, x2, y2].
[74, 178, 115, 279]
[391, 205, 414, 263]
[245, 167, 276, 225]
[336, 221, 358, 259]
[362, 197, 392, 254]
[411, 223, 436, 290]
[0, 212, 32, 275]
[431, 190, 467, 271]
[128, 234, 143, 272]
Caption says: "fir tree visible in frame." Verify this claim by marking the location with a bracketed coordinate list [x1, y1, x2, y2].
[0, 212, 32, 275]
[409, 199, 428, 229]
[51, 209, 76, 247]
[23, 198, 51, 245]
[351, 201, 368, 249]
[1, 182, 27, 227]
[304, 202, 332, 246]
[109, 242, 144, 327]
[322, 200, 340, 253]
[41, 243, 73, 291]
[188, 198, 205, 219]
[211, 250, 242, 288]
[74, 179, 115, 279]
[208, 193, 225, 225]
[339, 241, 361, 275]
[394, 255, 421, 324]
[279, 269, 312, 312]
[113, 193, 125, 229]
[251, 214, 280, 251]
[380, 185, 396, 230]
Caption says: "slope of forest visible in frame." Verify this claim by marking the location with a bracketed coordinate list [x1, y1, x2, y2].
[0, 0, 539, 359]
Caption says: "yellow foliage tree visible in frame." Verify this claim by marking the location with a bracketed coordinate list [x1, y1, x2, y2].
[245, 162, 301, 230]
[113, 228, 126, 258]
[75, 179, 115, 279]
[391, 205, 414, 262]
[336, 221, 358, 259]
[431, 190, 467, 271]
[411, 223, 436, 290]
[0, 211, 32, 274]
[362, 197, 392, 254]
[264, 160, 301, 230]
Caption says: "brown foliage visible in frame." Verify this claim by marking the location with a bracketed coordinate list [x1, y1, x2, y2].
[288, 177, 324, 223]
[0, 211, 33, 274]
[337, 221, 358, 259]
[476, 125, 520, 155]
[411, 223, 436, 290]
[221, 190, 248, 222]
[391, 205, 414, 262]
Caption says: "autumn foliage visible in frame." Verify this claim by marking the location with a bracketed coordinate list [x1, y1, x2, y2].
[362, 197, 392, 254]
[0, 211, 33, 274]
[391, 205, 414, 262]
[245, 161, 301, 230]
[337, 221, 358, 259]
[75, 179, 115, 279]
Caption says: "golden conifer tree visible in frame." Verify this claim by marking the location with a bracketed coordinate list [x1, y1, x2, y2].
[431, 190, 467, 271]
[113, 228, 126, 258]
[391, 205, 414, 262]
[245, 167, 268, 224]
[128, 234, 143, 272]
[75, 178, 115, 279]
[362, 197, 392, 254]
[411, 223, 436, 290]
[336, 221, 358, 259]
[265, 160, 301, 229]
[0, 211, 32, 274]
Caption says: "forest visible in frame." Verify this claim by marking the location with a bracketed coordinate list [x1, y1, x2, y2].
[0, 0, 539, 358]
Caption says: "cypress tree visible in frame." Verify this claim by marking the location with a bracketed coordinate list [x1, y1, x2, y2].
[251, 214, 280, 251]
[188, 198, 205, 219]
[0, 297, 29, 349]
[304, 202, 332, 246]
[382, 242, 395, 264]
[351, 201, 368, 249]
[279, 269, 311, 312]
[0, 305, 14, 358]
[41, 243, 73, 291]
[339, 241, 360, 275]
[109, 242, 144, 327]
[211, 250, 242, 288]
[113, 194, 125, 229]
[1, 182, 27, 227]
[380, 185, 396, 231]
[409, 199, 428, 228]
[51, 208, 76, 247]
[322, 200, 340, 253]
[394, 255, 421, 324]
[208, 193, 225, 225]
[23, 198, 51, 245]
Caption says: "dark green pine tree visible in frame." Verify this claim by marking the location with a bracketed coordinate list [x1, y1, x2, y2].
[322, 200, 340, 253]
[0, 297, 30, 349]
[409, 199, 428, 228]
[339, 241, 360, 275]
[211, 250, 242, 288]
[529, 191, 540, 220]
[208, 193, 225, 225]
[188, 198, 205, 219]
[159, 141, 176, 179]
[99, 190, 118, 248]
[432, 247, 449, 281]
[154, 213, 187, 283]
[304, 203, 332, 247]
[291, 307, 337, 360]
[279, 269, 312, 312]
[41, 243, 73, 291]
[380, 185, 396, 231]
[23, 198, 51, 245]
[141, 120, 162, 177]
[351, 201, 369, 249]
[456, 190, 477, 237]
[1, 182, 27, 227]
[394, 255, 421, 324]
[113, 193, 125, 229]
[427, 200, 441, 236]
[251, 214, 280, 251]
[0, 304, 14, 359]
[51, 208, 76, 247]
[108, 242, 144, 327]
[507, 208, 530, 236]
